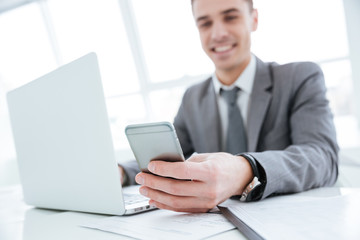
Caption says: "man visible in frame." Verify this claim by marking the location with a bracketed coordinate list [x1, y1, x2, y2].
[119, 0, 338, 213]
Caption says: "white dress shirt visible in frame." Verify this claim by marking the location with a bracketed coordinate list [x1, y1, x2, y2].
[212, 54, 257, 151]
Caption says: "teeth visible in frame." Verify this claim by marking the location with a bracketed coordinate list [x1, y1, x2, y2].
[214, 45, 232, 52]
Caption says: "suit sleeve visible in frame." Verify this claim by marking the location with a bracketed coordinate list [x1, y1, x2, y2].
[119, 160, 139, 186]
[250, 63, 339, 199]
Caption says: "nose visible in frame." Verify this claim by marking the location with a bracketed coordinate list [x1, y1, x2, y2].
[211, 21, 228, 42]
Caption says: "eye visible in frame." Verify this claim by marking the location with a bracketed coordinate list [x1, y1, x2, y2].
[225, 15, 238, 21]
[199, 21, 212, 28]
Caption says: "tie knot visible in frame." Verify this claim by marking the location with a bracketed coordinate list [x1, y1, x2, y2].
[221, 87, 240, 106]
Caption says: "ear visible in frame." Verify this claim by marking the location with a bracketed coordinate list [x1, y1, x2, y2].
[251, 9, 258, 32]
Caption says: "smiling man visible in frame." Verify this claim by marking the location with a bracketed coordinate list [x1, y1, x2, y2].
[195, 0, 256, 86]
[120, 0, 339, 213]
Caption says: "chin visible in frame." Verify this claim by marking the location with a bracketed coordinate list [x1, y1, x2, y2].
[213, 61, 236, 71]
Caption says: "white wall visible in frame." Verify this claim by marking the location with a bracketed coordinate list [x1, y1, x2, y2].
[343, 0, 360, 128]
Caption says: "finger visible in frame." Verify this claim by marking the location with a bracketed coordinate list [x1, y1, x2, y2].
[118, 165, 125, 184]
[187, 153, 209, 163]
[148, 160, 211, 181]
[140, 186, 216, 210]
[137, 172, 210, 197]
[149, 200, 209, 213]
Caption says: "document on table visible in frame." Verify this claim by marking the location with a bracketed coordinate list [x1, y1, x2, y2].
[219, 188, 360, 240]
[81, 209, 235, 240]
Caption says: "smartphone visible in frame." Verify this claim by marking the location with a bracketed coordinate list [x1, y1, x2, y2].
[125, 121, 185, 173]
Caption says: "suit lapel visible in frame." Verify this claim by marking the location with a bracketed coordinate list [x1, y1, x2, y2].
[200, 78, 222, 152]
[247, 57, 273, 152]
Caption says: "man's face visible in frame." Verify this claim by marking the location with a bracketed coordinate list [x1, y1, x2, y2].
[193, 0, 258, 72]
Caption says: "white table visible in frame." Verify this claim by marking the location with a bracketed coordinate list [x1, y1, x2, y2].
[0, 185, 246, 240]
[2, 153, 360, 240]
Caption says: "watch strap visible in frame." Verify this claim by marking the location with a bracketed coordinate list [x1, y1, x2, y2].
[238, 153, 260, 179]
[238, 153, 263, 202]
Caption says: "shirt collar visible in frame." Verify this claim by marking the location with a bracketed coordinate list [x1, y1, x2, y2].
[212, 54, 256, 95]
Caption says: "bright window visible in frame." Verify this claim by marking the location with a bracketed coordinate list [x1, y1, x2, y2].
[0, 0, 358, 166]
[132, 0, 214, 83]
[252, 0, 349, 63]
[0, 3, 56, 89]
[47, 0, 139, 96]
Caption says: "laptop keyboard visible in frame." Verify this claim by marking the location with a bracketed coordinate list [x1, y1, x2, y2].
[123, 193, 149, 205]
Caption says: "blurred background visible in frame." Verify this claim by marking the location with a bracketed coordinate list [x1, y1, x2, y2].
[1, 0, 359, 186]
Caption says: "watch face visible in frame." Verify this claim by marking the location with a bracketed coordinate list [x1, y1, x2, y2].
[240, 177, 261, 202]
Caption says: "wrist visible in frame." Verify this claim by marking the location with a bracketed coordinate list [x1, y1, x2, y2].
[233, 155, 254, 196]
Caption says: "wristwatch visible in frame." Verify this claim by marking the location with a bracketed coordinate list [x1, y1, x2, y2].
[238, 153, 263, 202]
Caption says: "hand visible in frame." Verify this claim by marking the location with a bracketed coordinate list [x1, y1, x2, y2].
[135, 153, 253, 213]
[118, 165, 126, 185]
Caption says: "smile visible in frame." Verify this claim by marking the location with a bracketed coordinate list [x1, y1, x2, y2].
[212, 44, 236, 53]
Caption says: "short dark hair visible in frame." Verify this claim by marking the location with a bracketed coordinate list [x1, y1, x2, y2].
[191, 0, 254, 11]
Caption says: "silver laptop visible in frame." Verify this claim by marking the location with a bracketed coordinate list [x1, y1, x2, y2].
[7, 53, 154, 215]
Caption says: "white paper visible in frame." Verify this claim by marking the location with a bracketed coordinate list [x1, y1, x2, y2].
[221, 188, 360, 240]
[81, 209, 235, 240]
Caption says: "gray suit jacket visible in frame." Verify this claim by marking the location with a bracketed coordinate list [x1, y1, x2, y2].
[122, 57, 339, 199]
